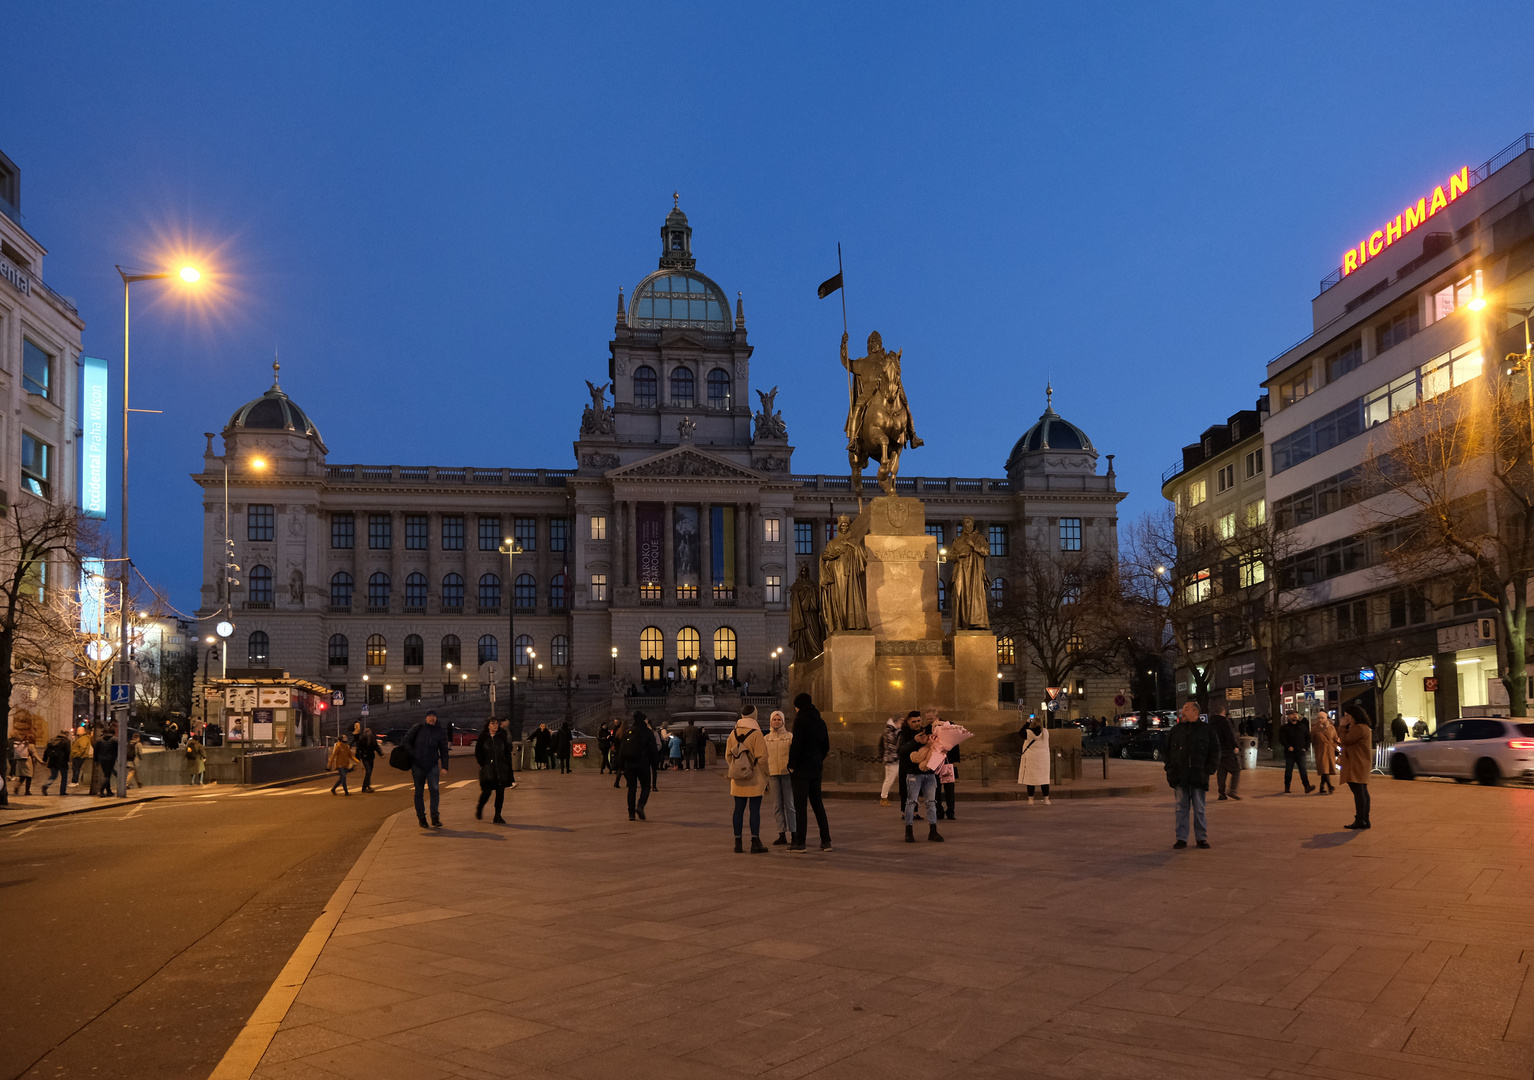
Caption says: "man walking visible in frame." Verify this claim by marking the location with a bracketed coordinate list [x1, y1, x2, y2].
[597, 722, 613, 775]
[787, 693, 831, 852]
[41, 732, 70, 796]
[403, 710, 450, 828]
[351, 722, 381, 792]
[69, 726, 92, 787]
[1208, 700, 1241, 801]
[94, 725, 119, 796]
[1389, 713, 1408, 744]
[1279, 710, 1314, 793]
[878, 716, 901, 807]
[763, 710, 795, 845]
[619, 712, 660, 820]
[1164, 701, 1219, 849]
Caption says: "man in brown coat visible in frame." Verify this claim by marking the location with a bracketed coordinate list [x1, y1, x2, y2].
[1339, 704, 1373, 829]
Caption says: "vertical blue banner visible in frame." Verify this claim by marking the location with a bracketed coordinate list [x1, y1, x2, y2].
[80, 355, 108, 519]
[80, 556, 105, 634]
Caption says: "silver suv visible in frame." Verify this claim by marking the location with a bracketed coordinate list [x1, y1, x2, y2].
[1388, 717, 1534, 785]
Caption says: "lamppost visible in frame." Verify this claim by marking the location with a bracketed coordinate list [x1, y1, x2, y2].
[498, 538, 523, 725]
[1489, 301, 1534, 450]
[114, 261, 201, 796]
[444, 661, 453, 701]
[527, 649, 537, 687]
[610, 645, 618, 683]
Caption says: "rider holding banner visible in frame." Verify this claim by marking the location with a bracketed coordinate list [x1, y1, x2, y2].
[842, 331, 923, 454]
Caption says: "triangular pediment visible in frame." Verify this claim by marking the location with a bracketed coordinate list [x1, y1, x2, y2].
[608, 446, 764, 480]
[658, 329, 709, 349]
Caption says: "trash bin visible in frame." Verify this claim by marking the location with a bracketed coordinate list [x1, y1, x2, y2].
[1238, 736, 1258, 771]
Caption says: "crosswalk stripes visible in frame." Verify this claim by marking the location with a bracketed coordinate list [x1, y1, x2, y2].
[446, 780, 475, 789]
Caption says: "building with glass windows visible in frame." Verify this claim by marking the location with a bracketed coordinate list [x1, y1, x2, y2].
[195, 202, 1128, 732]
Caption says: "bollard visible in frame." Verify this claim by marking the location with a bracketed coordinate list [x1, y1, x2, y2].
[980, 752, 990, 787]
[1102, 748, 1110, 779]
[835, 748, 844, 785]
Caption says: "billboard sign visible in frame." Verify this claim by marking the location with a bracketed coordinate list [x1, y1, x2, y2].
[80, 356, 108, 519]
[80, 556, 106, 634]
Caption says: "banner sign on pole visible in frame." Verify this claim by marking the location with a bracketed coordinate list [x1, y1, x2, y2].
[80, 356, 108, 519]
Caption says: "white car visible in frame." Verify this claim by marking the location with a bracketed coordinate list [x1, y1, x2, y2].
[1388, 717, 1534, 785]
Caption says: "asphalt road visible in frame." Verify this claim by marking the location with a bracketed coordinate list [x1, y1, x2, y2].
[0, 764, 454, 1080]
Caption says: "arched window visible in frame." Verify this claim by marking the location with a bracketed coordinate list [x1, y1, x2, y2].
[551, 634, 569, 667]
[366, 634, 386, 667]
[368, 572, 391, 609]
[550, 572, 567, 610]
[478, 634, 498, 664]
[1062, 573, 1081, 605]
[669, 366, 694, 407]
[677, 627, 701, 679]
[478, 573, 501, 609]
[249, 564, 273, 604]
[514, 573, 536, 610]
[633, 365, 657, 407]
[441, 572, 464, 610]
[713, 626, 737, 681]
[440, 634, 461, 667]
[990, 576, 1005, 609]
[514, 634, 533, 666]
[328, 634, 349, 667]
[330, 571, 353, 607]
[997, 635, 1015, 665]
[403, 634, 423, 667]
[405, 572, 427, 609]
[248, 630, 270, 666]
[707, 368, 731, 409]
[640, 626, 664, 682]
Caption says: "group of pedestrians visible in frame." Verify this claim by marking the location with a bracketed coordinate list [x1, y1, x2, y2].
[527, 722, 575, 773]
[718, 694, 831, 852]
[326, 722, 383, 795]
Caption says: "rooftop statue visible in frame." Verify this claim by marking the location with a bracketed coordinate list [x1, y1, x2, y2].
[842, 330, 921, 498]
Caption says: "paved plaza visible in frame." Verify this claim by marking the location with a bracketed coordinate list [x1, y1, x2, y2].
[228, 762, 1534, 1080]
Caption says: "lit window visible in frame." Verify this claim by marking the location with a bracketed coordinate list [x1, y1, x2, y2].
[590, 514, 607, 541]
[20, 433, 50, 499]
[1245, 499, 1266, 528]
[1067, 634, 1083, 653]
[1187, 479, 1206, 506]
[1240, 552, 1266, 588]
[1059, 518, 1082, 551]
[677, 627, 701, 664]
[764, 518, 781, 543]
[1218, 512, 1236, 540]
[640, 626, 664, 681]
[997, 635, 1015, 665]
[1062, 574, 1081, 604]
[765, 574, 781, 603]
[590, 573, 607, 602]
[1183, 569, 1212, 604]
[1280, 368, 1314, 406]
[1427, 270, 1482, 324]
[713, 627, 737, 681]
[21, 339, 51, 399]
[366, 635, 386, 667]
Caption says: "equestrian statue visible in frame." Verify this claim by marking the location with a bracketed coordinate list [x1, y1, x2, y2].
[842, 330, 922, 498]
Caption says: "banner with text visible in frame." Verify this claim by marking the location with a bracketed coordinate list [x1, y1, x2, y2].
[636, 502, 663, 587]
[80, 356, 108, 519]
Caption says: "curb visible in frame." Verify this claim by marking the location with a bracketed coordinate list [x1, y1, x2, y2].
[209, 809, 401, 1080]
[821, 784, 1156, 801]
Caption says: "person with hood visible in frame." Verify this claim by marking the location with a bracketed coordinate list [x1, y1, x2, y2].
[69, 727, 93, 786]
[1017, 718, 1051, 804]
[403, 710, 451, 828]
[1164, 701, 1220, 848]
[1339, 703, 1373, 829]
[94, 726, 119, 796]
[327, 736, 357, 795]
[1310, 712, 1338, 795]
[1279, 710, 1315, 793]
[619, 711, 661, 820]
[899, 714, 943, 843]
[555, 720, 574, 774]
[763, 710, 795, 845]
[350, 722, 381, 793]
[1208, 700, 1241, 801]
[725, 706, 770, 853]
[787, 693, 831, 852]
[41, 732, 70, 795]
[667, 728, 683, 770]
[475, 718, 515, 822]
[878, 717, 902, 808]
[185, 735, 207, 785]
[11, 736, 39, 796]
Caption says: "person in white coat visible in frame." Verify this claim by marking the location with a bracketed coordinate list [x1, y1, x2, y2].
[1017, 719, 1050, 803]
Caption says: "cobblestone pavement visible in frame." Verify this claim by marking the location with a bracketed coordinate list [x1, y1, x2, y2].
[238, 762, 1534, 1080]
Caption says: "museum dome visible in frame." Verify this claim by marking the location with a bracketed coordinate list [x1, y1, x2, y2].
[226, 363, 323, 442]
[1006, 385, 1095, 470]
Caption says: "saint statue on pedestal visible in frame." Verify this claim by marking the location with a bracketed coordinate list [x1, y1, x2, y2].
[819, 515, 869, 632]
[788, 564, 825, 659]
[948, 516, 991, 631]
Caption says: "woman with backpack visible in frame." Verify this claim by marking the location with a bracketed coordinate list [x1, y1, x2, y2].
[725, 706, 770, 854]
[475, 718, 515, 823]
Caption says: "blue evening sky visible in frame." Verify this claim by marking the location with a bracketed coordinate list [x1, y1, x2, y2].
[9, 1, 1533, 612]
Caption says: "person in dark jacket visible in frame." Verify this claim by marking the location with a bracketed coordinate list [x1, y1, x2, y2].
[350, 722, 381, 793]
[403, 711, 451, 828]
[475, 718, 515, 823]
[597, 723, 613, 775]
[692, 723, 707, 770]
[532, 724, 552, 770]
[1208, 701, 1241, 801]
[1164, 702, 1220, 849]
[1389, 713, 1408, 744]
[787, 693, 832, 852]
[555, 721, 574, 774]
[898, 714, 943, 844]
[1279, 710, 1314, 793]
[41, 733, 70, 796]
[94, 726, 119, 796]
[619, 712, 660, 820]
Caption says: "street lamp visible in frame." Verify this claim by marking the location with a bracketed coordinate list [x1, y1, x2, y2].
[114, 261, 202, 796]
[498, 538, 523, 723]
[610, 645, 618, 682]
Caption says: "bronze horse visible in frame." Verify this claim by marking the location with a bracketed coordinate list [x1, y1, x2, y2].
[849, 355, 910, 498]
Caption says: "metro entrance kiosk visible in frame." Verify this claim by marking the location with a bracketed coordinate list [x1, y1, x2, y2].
[208, 672, 330, 747]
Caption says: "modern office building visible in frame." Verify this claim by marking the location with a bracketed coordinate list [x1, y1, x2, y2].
[1262, 134, 1534, 728]
[194, 203, 1130, 732]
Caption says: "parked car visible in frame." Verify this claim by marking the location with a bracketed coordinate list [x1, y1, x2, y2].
[1084, 727, 1134, 754]
[1387, 717, 1534, 785]
[381, 727, 410, 745]
[1120, 729, 1169, 761]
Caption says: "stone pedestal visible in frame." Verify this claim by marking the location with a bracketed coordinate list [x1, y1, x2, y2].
[953, 630, 999, 711]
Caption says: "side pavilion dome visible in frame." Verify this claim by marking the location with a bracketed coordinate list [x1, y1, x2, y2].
[225, 363, 324, 443]
[1005, 384, 1097, 473]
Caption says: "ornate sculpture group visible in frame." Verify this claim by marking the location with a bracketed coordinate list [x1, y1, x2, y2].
[581, 380, 615, 436]
[753, 386, 788, 441]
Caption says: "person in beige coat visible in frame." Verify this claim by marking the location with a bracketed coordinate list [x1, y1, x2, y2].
[1310, 715, 1338, 795]
[1339, 704, 1372, 829]
[327, 738, 357, 796]
[725, 707, 770, 854]
[763, 711, 796, 846]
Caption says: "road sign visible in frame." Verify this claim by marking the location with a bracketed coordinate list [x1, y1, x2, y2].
[331, 691, 345, 706]
[110, 683, 130, 705]
[1045, 686, 1062, 700]
[1423, 676, 1439, 692]
[360, 704, 370, 717]
[1113, 693, 1126, 708]
[1302, 674, 1316, 689]
[1046, 700, 1059, 711]
[1242, 679, 1254, 695]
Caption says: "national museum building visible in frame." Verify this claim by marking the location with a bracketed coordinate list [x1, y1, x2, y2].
[194, 204, 1127, 726]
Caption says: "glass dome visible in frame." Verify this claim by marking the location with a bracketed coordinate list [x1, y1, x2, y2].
[629, 270, 730, 330]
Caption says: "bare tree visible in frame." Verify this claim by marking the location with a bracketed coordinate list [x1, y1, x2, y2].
[991, 545, 1118, 712]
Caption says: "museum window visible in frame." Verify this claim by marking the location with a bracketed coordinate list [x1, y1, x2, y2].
[590, 573, 607, 602]
[403, 635, 423, 667]
[404, 684, 421, 703]
[440, 634, 461, 667]
[825, 521, 839, 543]
[988, 524, 1007, 556]
[248, 504, 275, 541]
[633, 365, 658, 407]
[20, 433, 51, 499]
[937, 578, 946, 611]
[477, 515, 501, 551]
[329, 572, 353, 608]
[763, 517, 780, 543]
[640, 626, 664, 681]
[248, 564, 273, 604]
[707, 368, 731, 409]
[551, 634, 569, 667]
[990, 577, 1005, 609]
[795, 522, 813, 555]
[478, 573, 501, 610]
[997, 636, 1015, 665]
[713, 627, 737, 681]
[368, 514, 392, 549]
[441, 572, 464, 611]
[514, 573, 536, 610]
[404, 572, 427, 610]
[367, 683, 383, 706]
[248, 631, 269, 667]
[765, 574, 781, 603]
[405, 514, 428, 549]
[670, 366, 695, 407]
[441, 515, 465, 550]
[1059, 518, 1082, 551]
[926, 523, 944, 544]
[1244, 448, 1263, 479]
[367, 572, 391, 610]
[478, 634, 498, 665]
[366, 634, 386, 667]
[514, 634, 533, 666]
[514, 517, 537, 551]
[328, 634, 348, 668]
[589, 514, 607, 541]
[677, 627, 701, 677]
[21, 338, 52, 399]
[1062, 574, 1081, 604]
[331, 512, 354, 549]
[550, 572, 567, 610]
[550, 518, 569, 553]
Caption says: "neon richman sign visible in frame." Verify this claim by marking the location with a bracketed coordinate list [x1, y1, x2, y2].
[1343, 166, 1470, 277]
